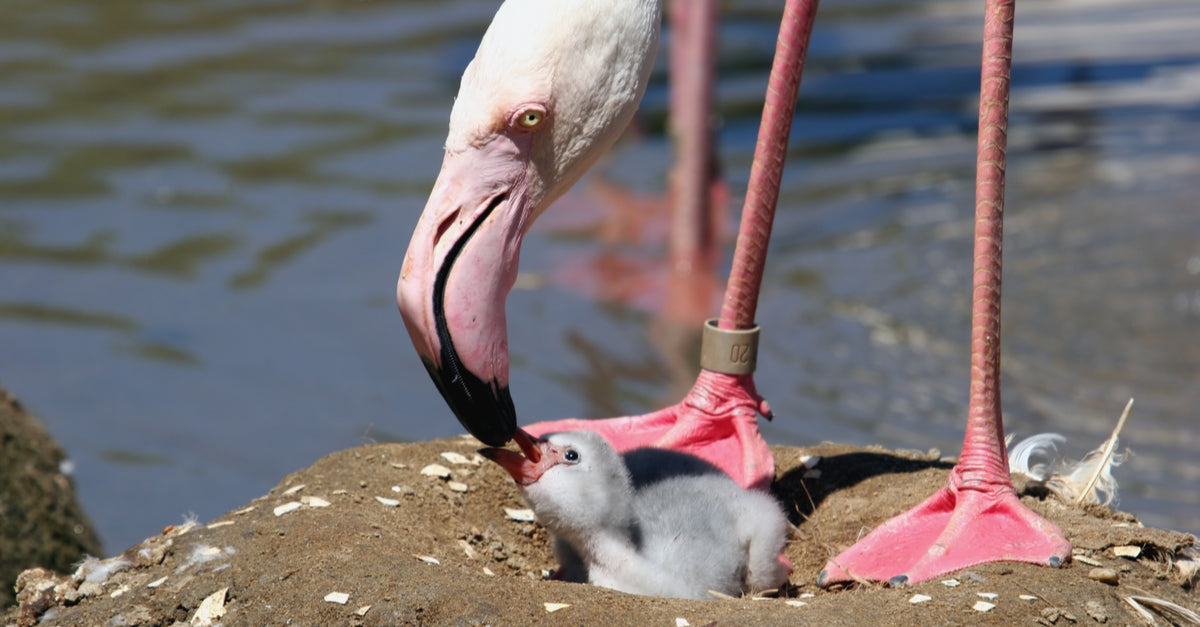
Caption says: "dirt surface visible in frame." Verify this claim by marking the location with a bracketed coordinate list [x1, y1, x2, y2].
[0, 384, 102, 607]
[6, 437, 1196, 626]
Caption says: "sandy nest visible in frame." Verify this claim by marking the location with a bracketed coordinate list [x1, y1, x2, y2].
[6, 438, 1197, 626]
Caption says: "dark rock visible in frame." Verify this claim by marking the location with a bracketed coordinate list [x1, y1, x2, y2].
[1, 384, 103, 607]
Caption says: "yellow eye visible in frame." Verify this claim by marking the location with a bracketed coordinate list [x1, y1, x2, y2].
[518, 110, 543, 128]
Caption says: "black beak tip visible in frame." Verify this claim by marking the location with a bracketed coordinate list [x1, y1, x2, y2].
[421, 359, 517, 447]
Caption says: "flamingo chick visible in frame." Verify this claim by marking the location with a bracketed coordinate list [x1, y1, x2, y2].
[396, 0, 661, 447]
[481, 430, 791, 599]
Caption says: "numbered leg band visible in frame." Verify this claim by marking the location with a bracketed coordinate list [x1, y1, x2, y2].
[699, 318, 759, 375]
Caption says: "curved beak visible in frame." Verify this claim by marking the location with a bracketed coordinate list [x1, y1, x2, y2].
[397, 135, 535, 447]
[479, 428, 556, 486]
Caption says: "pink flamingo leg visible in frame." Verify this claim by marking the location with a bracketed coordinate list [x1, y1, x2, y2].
[818, 0, 1071, 587]
[528, 0, 818, 491]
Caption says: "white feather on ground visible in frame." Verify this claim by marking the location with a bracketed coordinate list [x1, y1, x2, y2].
[1007, 399, 1135, 507]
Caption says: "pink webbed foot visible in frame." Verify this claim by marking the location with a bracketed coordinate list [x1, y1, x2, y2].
[817, 468, 1071, 587]
[525, 369, 775, 490]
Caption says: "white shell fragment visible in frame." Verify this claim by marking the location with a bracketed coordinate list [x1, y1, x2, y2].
[146, 576, 168, 589]
[415, 555, 441, 565]
[977, 592, 998, 600]
[973, 601, 996, 612]
[440, 452, 474, 465]
[282, 484, 306, 496]
[273, 502, 302, 517]
[799, 593, 816, 599]
[786, 600, 808, 607]
[448, 481, 469, 493]
[1113, 545, 1141, 558]
[676, 618, 691, 626]
[301, 496, 330, 508]
[543, 603, 570, 613]
[482, 567, 495, 576]
[909, 594, 932, 604]
[420, 464, 452, 478]
[233, 506, 255, 515]
[206, 521, 234, 529]
[1074, 554, 1103, 567]
[355, 605, 372, 616]
[190, 587, 228, 627]
[324, 591, 350, 605]
[505, 508, 536, 522]
[941, 579, 961, 587]
[800, 455, 821, 469]
[375, 496, 400, 507]
[1019, 595, 1039, 601]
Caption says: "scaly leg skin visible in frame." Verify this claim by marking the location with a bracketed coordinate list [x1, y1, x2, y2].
[817, 467, 1071, 586]
[526, 369, 775, 490]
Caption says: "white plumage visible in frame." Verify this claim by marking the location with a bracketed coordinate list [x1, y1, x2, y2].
[483, 431, 790, 599]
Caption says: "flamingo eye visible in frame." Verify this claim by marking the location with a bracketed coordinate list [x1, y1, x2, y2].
[510, 104, 547, 131]
[518, 110, 543, 128]
[563, 449, 580, 463]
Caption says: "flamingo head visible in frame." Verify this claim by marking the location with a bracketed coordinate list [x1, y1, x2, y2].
[397, 0, 661, 446]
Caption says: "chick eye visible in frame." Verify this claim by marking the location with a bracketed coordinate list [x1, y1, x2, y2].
[563, 449, 580, 463]
[518, 110, 543, 128]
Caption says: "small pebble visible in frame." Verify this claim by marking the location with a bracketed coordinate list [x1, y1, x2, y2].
[1084, 600, 1107, 623]
[448, 481, 469, 493]
[324, 591, 349, 605]
[505, 508, 536, 522]
[273, 502, 302, 517]
[1112, 545, 1141, 559]
[909, 594, 932, 604]
[375, 496, 400, 507]
[941, 579, 960, 587]
[282, 484, 305, 496]
[421, 464, 452, 478]
[973, 601, 996, 613]
[1088, 568, 1119, 585]
[440, 452, 474, 465]
[301, 496, 330, 508]
[544, 603, 570, 613]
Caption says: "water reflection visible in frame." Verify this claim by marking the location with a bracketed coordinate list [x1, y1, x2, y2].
[0, 0, 1196, 553]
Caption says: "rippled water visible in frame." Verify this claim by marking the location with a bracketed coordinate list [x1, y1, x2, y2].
[1, 0, 1196, 553]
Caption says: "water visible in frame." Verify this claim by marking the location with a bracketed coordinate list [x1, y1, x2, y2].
[1, 0, 1196, 553]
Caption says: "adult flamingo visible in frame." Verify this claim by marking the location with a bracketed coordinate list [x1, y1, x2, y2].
[817, 0, 1072, 586]
[397, 0, 816, 490]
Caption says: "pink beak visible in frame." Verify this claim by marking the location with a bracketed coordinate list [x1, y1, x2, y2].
[479, 428, 558, 487]
[397, 133, 538, 446]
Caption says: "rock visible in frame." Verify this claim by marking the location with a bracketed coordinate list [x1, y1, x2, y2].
[1087, 568, 1120, 585]
[0, 385, 103, 606]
